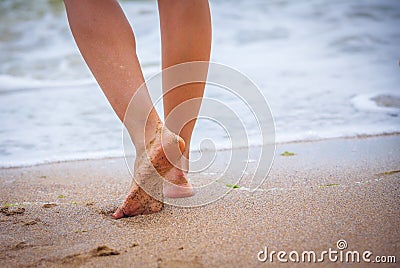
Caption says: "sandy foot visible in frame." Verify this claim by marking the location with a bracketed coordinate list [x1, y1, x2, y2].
[113, 126, 188, 219]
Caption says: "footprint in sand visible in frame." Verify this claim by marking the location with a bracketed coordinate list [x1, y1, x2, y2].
[0, 206, 25, 216]
[49, 246, 120, 266]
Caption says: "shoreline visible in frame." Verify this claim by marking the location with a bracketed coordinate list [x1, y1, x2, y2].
[1, 135, 399, 267]
[2, 132, 400, 170]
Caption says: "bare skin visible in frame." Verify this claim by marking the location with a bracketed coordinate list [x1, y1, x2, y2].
[113, 125, 185, 218]
[159, 0, 212, 197]
[64, 0, 211, 218]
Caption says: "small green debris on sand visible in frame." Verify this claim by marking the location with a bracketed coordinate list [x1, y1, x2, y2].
[217, 180, 240, 188]
[226, 184, 240, 189]
[2, 203, 19, 207]
[72, 201, 78, 205]
[57, 194, 66, 198]
[318, 183, 340, 188]
[39, 175, 47, 179]
[379, 170, 400, 176]
[281, 151, 295, 156]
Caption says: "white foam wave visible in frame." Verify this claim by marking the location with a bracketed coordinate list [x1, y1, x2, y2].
[0, 150, 124, 168]
[0, 74, 95, 92]
[351, 91, 400, 115]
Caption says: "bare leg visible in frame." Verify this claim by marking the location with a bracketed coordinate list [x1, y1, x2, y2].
[158, 0, 212, 197]
[64, 0, 185, 218]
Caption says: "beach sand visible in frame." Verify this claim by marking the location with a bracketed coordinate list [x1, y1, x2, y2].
[0, 135, 399, 267]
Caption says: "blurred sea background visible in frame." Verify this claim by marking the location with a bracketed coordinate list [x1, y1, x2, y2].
[0, 0, 399, 167]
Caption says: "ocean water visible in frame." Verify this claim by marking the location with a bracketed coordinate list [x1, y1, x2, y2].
[1, 0, 400, 167]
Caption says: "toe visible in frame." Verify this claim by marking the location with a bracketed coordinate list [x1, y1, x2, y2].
[112, 207, 125, 219]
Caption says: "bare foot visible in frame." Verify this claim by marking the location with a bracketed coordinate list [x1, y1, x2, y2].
[163, 160, 194, 198]
[112, 182, 163, 218]
[112, 126, 185, 219]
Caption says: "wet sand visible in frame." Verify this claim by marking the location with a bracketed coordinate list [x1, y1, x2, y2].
[0, 135, 399, 267]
